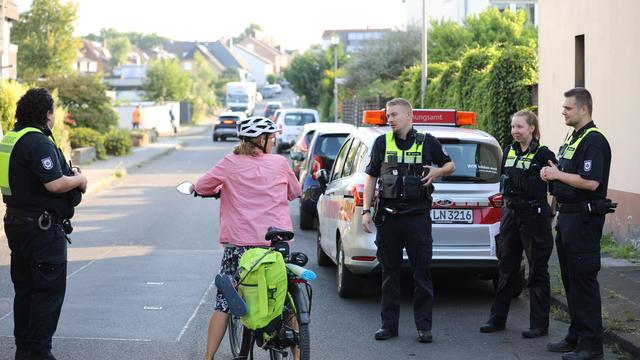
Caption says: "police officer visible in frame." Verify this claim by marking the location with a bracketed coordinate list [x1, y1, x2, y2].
[362, 98, 455, 343]
[1, 88, 87, 360]
[541, 88, 613, 360]
[479, 111, 556, 338]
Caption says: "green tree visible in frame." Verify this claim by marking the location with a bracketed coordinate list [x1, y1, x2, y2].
[108, 37, 132, 68]
[42, 74, 119, 133]
[427, 20, 473, 63]
[266, 74, 277, 85]
[214, 68, 241, 100]
[12, 0, 80, 80]
[143, 59, 192, 102]
[189, 53, 218, 121]
[284, 47, 325, 108]
[233, 23, 263, 44]
[86, 28, 169, 51]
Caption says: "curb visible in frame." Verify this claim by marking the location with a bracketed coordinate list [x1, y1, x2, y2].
[550, 295, 640, 358]
[84, 141, 184, 196]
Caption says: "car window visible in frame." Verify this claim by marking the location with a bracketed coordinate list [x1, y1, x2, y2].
[354, 143, 370, 172]
[438, 142, 501, 183]
[228, 94, 248, 102]
[312, 134, 348, 173]
[341, 139, 361, 178]
[284, 113, 316, 126]
[304, 130, 316, 148]
[330, 138, 353, 182]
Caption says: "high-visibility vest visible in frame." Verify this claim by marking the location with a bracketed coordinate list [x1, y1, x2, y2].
[0, 127, 52, 196]
[558, 127, 607, 161]
[504, 144, 543, 170]
[384, 131, 424, 164]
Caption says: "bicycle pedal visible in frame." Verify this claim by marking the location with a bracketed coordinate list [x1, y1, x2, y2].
[215, 274, 247, 316]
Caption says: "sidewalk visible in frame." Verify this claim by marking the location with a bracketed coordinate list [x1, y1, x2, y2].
[549, 251, 640, 358]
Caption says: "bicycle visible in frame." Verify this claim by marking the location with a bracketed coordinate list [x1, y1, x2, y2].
[228, 227, 313, 360]
[175, 182, 313, 360]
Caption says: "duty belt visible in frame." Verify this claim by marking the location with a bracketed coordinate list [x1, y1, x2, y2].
[505, 199, 546, 211]
[557, 199, 617, 215]
[5, 207, 73, 243]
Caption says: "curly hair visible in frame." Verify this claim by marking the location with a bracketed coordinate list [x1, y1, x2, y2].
[233, 134, 269, 156]
[15, 88, 54, 128]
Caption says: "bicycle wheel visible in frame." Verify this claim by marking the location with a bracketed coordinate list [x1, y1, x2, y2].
[228, 315, 252, 358]
[270, 285, 310, 360]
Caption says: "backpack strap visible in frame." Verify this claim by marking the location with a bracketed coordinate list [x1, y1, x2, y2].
[257, 265, 268, 317]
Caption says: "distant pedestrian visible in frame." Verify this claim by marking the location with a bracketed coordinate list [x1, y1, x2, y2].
[169, 106, 177, 136]
[541, 87, 615, 360]
[132, 105, 141, 129]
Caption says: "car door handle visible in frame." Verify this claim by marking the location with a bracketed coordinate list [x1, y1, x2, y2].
[325, 190, 335, 196]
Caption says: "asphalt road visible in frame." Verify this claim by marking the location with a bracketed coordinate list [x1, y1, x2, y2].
[0, 92, 615, 359]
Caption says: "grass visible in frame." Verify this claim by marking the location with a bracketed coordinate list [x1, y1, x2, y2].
[551, 305, 570, 324]
[601, 233, 640, 260]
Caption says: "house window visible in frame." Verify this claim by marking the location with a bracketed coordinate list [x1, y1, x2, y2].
[575, 34, 585, 87]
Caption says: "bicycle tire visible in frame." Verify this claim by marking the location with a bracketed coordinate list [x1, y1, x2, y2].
[228, 315, 252, 358]
[270, 285, 310, 360]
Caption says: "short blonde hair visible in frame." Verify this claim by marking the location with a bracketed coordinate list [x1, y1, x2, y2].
[386, 98, 413, 112]
[512, 110, 541, 140]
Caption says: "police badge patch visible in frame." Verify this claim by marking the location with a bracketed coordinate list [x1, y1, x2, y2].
[584, 160, 592, 172]
[41, 157, 54, 170]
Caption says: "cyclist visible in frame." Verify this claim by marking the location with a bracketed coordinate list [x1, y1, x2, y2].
[194, 116, 302, 360]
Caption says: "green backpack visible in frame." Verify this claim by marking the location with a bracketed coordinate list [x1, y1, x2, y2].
[238, 248, 288, 336]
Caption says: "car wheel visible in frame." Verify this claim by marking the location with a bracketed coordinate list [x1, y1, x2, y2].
[299, 207, 314, 230]
[213, 135, 218, 142]
[337, 239, 362, 298]
[316, 231, 333, 267]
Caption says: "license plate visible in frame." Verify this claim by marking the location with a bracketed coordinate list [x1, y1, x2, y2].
[430, 209, 473, 224]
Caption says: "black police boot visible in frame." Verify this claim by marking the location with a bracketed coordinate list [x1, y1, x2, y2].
[561, 350, 604, 360]
[374, 328, 398, 340]
[522, 327, 548, 338]
[417, 330, 432, 343]
[547, 339, 577, 353]
[479, 321, 505, 333]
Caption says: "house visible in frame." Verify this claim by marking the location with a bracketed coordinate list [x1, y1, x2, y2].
[1, 0, 19, 80]
[180, 43, 225, 75]
[237, 37, 289, 74]
[320, 29, 390, 54]
[204, 40, 249, 80]
[234, 45, 274, 86]
[538, 0, 638, 239]
[403, 0, 538, 27]
[74, 39, 110, 74]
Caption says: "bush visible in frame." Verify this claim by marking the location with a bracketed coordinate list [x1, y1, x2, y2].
[69, 127, 106, 160]
[0, 81, 29, 133]
[104, 129, 132, 156]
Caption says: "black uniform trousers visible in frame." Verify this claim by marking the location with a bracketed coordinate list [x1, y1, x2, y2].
[556, 212, 604, 353]
[489, 206, 553, 329]
[5, 214, 67, 359]
[376, 212, 433, 331]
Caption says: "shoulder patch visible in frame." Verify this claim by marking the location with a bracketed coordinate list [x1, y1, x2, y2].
[583, 160, 592, 172]
[41, 157, 54, 170]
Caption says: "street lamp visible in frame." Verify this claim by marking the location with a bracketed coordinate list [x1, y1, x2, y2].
[331, 34, 340, 122]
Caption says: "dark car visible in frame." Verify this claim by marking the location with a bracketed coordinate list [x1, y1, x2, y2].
[264, 102, 283, 118]
[213, 112, 245, 141]
[294, 124, 354, 230]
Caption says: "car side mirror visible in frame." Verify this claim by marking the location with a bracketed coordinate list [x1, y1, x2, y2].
[316, 169, 328, 191]
[290, 151, 305, 161]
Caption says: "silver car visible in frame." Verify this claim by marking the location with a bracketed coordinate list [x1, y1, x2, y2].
[316, 112, 524, 298]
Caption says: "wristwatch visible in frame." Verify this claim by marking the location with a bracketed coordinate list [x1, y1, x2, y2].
[361, 209, 371, 215]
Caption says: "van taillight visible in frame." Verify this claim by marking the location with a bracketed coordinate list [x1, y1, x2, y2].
[489, 193, 503, 208]
[352, 184, 365, 207]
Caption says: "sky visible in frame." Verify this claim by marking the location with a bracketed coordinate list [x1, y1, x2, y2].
[13, 0, 409, 51]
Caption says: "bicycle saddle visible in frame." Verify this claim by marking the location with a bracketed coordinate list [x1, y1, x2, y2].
[265, 227, 294, 241]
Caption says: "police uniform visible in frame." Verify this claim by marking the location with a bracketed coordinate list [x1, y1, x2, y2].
[553, 121, 612, 355]
[366, 128, 451, 333]
[1, 124, 78, 360]
[486, 139, 556, 332]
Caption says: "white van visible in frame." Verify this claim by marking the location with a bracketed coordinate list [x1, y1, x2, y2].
[274, 108, 320, 153]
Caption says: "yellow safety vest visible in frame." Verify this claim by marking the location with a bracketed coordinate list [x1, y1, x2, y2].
[504, 144, 543, 170]
[384, 131, 424, 164]
[0, 127, 52, 196]
[559, 127, 607, 161]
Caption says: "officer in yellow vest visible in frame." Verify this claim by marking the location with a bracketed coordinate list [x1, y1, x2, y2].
[479, 111, 556, 338]
[1, 88, 87, 360]
[362, 98, 455, 343]
[541, 88, 614, 360]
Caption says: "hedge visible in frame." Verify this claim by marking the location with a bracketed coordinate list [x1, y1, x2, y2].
[104, 129, 132, 156]
[69, 127, 106, 160]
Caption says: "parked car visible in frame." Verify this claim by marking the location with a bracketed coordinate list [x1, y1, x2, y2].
[260, 86, 275, 99]
[292, 123, 355, 230]
[316, 109, 524, 298]
[271, 109, 283, 122]
[274, 108, 320, 153]
[212, 111, 246, 142]
[264, 101, 283, 118]
[271, 83, 283, 94]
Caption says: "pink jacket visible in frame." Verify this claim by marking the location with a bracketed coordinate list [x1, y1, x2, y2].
[195, 153, 302, 247]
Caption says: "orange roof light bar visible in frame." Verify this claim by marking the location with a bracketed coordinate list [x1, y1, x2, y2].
[362, 110, 386, 125]
[455, 111, 476, 126]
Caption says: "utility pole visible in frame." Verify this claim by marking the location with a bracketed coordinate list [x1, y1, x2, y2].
[332, 34, 340, 122]
[0, 0, 4, 81]
[420, 0, 428, 108]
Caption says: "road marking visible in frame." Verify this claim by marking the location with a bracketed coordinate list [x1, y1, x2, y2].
[0, 248, 115, 322]
[146, 282, 165, 285]
[143, 306, 163, 310]
[0, 335, 152, 342]
[175, 279, 215, 342]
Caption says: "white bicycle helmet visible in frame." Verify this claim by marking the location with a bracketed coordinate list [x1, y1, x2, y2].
[238, 116, 279, 138]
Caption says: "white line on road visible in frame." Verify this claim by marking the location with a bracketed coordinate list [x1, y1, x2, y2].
[175, 279, 215, 342]
[0, 335, 152, 342]
[0, 248, 115, 322]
